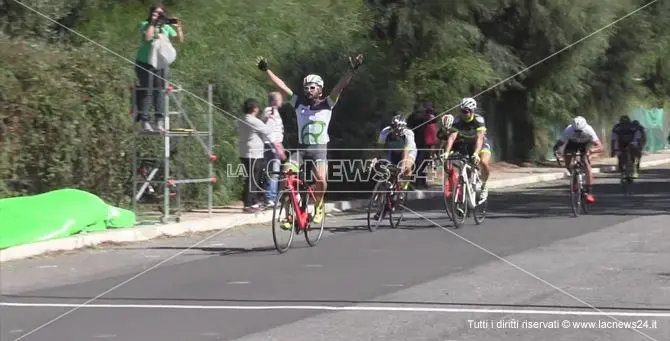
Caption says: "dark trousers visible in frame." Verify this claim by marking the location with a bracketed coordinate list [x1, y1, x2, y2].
[240, 157, 265, 207]
[134, 61, 167, 122]
[414, 145, 431, 187]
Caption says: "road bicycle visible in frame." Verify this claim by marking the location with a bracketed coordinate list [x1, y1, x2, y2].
[366, 161, 407, 231]
[555, 151, 591, 217]
[444, 151, 487, 228]
[271, 163, 325, 253]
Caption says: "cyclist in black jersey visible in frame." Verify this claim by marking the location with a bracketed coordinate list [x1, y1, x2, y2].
[611, 115, 642, 178]
[438, 97, 492, 202]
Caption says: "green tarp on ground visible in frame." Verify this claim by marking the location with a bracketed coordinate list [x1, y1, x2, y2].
[0, 189, 136, 249]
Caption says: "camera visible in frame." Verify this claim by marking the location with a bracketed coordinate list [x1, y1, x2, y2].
[154, 13, 177, 26]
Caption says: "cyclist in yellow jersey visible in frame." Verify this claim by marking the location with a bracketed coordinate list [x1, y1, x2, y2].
[439, 97, 492, 202]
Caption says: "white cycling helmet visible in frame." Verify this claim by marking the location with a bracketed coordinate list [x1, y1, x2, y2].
[460, 97, 477, 110]
[441, 114, 455, 129]
[303, 74, 324, 88]
[572, 116, 587, 130]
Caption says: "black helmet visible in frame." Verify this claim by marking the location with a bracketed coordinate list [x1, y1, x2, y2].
[619, 115, 631, 124]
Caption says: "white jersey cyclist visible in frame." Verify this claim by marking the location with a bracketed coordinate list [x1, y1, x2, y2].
[377, 126, 417, 162]
[289, 91, 336, 145]
[552, 115, 603, 204]
[558, 119, 600, 145]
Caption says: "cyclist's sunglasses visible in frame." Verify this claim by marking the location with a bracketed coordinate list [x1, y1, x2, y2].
[304, 84, 320, 91]
[460, 108, 473, 114]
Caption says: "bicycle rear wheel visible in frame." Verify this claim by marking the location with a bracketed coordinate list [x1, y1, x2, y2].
[367, 181, 388, 232]
[304, 185, 325, 247]
[272, 190, 296, 253]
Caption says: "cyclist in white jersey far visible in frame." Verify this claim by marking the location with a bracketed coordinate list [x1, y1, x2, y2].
[255, 54, 363, 225]
[552, 116, 603, 204]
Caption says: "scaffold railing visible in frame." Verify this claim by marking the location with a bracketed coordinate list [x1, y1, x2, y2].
[129, 80, 216, 223]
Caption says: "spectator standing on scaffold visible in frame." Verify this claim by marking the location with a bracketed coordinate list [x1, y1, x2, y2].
[134, 2, 184, 132]
[260, 92, 286, 207]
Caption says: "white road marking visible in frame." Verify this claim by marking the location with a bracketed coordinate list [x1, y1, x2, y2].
[226, 281, 250, 284]
[2, 302, 670, 317]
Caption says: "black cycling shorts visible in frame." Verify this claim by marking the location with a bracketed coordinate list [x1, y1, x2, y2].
[564, 141, 589, 155]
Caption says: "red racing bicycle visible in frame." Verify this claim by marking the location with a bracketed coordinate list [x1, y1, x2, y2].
[271, 165, 325, 253]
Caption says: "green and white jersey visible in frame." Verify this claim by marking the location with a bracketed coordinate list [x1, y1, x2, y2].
[289, 92, 338, 145]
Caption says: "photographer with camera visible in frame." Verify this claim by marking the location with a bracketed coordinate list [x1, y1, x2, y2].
[134, 2, 184, 132]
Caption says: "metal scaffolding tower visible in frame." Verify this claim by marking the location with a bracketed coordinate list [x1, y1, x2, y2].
[129, 81, 216, 223]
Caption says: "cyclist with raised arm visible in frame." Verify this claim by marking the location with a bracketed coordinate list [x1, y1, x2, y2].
[255, 54, 363, 226]
[439, 98, 492, 203]
[552, 116, 603, 204]
[610, 115, 642, 178]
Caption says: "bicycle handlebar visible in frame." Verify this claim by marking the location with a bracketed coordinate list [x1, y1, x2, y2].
[554, 150, 590, 169]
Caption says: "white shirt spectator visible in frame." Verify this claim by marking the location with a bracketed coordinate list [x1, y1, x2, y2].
[237, 114, 272, 159]
[261, 106, 284, 143]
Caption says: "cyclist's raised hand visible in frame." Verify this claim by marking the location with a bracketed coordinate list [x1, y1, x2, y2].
[348, 53, 363, 71]
[256, 56, 268, 71]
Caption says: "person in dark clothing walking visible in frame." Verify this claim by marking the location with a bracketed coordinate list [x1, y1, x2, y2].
[407, 101, 438, 188]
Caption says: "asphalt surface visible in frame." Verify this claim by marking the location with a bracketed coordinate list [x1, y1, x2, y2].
[2, 165, 670, 341]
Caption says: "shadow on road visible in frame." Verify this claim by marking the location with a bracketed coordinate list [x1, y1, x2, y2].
[127, 168, 669, 255]
[482, 168, 670, 219]
[332, 167, 670, 231]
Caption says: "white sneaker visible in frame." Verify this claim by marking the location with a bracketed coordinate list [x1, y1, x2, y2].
[156, 118, 165, 132]
[141, 121, 154, 132]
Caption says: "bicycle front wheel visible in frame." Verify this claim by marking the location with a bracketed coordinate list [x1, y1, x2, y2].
[442, 170, 455, 220]
[367, 181, 387, 232]
[304, 186, 325, 247]
[389, 184, 406, 229]
[570, 172, 581, 217]
[450, 176, 467, 228]
[272, 190, 296, 253]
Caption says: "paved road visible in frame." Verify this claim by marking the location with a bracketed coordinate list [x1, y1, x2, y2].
[2, 165, 670, 341]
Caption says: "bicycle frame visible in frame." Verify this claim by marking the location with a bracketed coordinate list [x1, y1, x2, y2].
[282, 170, 317, 230]
[459, 161, 481, 209]
[443, 159, 459, 199]
[446, 155, 480, 206]
[377, 163, 403, 205]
